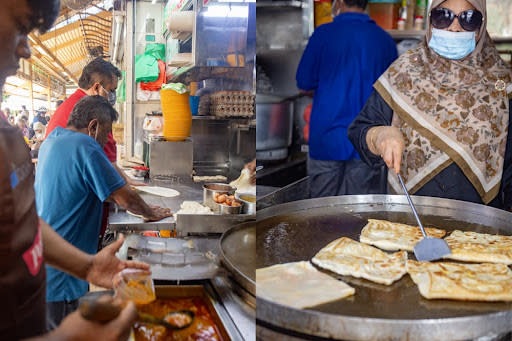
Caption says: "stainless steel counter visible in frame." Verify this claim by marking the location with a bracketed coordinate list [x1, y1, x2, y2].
[108, 177, 202, 230]
[108, 177, 254, 235]
[110, 176, 256, 339]
[211, 276, 256, 341]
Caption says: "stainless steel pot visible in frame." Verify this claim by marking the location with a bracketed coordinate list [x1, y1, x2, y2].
[203, 183, 236, 213]
[236, 193, 256, 215]
[256, 94, 293, 154]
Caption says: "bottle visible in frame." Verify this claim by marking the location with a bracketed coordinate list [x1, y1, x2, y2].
[414, 0, 427, 30]
[397, 0, 408, 31]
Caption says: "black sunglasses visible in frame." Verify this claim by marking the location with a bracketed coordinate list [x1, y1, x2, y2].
[430, 7, 483, 32]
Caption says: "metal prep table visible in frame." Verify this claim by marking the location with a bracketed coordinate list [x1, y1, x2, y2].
[107, 177, 255, 341]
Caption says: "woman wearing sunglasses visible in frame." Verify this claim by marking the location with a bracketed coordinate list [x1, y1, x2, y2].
[348, 0, 512, 210]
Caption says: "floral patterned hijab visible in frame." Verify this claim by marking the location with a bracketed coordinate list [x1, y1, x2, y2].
[374, 0, 512, 203]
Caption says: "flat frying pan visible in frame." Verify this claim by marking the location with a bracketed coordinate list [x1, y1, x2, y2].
[256, 195, 512, 341]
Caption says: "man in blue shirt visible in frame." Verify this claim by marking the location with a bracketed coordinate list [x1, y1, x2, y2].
[35, 95, 172, 329]
[296, 0, 397, 198]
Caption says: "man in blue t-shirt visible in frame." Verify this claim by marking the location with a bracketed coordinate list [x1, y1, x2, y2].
[35, 95, 172, 329]
[296, 0, 397, 198]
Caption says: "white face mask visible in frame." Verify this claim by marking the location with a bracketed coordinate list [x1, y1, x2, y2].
[428, 28, 476, 60]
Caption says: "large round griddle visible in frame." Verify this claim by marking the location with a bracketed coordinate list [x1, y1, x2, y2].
[220, 222, 256, 296]
[256, 195, 512, 341]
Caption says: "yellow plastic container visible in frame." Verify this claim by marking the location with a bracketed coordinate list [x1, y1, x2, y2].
[160, 89, 192, 141]
[314, 0, 333, 27]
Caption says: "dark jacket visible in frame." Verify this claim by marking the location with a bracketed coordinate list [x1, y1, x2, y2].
[348, 90, 512, 211]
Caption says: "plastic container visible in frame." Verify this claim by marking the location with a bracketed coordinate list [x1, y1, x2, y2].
[368, 1, 401, 29]
[189, 95, 200, 115]
[160, 88, 192, 141]
[314, 0, 333, 27]
[114, 269, 155, 305]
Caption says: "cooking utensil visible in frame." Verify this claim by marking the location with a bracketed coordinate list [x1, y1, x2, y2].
[203, 183, 236, 213]
[218, 202, 243, 215]
[79, 299, 195, 330]
[256, 94, 293, 160]
[236, 193, 256, 215]
[220, 223, 255, 296]
[138, 310, 195, 330]
[256, 195, 512, 340]
[396, 173, 451, 261]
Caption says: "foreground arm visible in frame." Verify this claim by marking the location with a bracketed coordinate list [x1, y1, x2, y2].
[41, 218, 149, 288]
[25, 301, 137, 341]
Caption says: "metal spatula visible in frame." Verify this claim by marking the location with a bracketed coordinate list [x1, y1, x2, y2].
[397, 173, 451, 262]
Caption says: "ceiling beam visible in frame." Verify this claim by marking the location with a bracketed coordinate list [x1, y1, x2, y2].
[64, 55, 89, 67]
[29, 34, 79, 84]
[28, 55, 68, 84]
[39, 21, 82, 41]
[82, 19, 111, 30]
[51, 36, 84, 51]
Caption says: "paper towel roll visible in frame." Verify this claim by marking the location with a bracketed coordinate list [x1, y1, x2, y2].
[165, 11, 194, 32]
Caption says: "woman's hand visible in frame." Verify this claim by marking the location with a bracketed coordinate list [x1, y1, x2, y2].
[367, 126, 405, 174]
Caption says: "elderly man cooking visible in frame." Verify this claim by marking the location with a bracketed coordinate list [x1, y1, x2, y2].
[35, 95, 172, 329]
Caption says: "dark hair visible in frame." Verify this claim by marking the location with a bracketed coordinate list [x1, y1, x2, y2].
[344, 0, 368, 9]
[56, 99, 64, 108]
[78, 58, 122, 90]
[26, 0, 60, 34]
[67, 95, 119, 129]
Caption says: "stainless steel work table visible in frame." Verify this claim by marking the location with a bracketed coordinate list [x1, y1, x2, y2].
[108, 177, 256, 340]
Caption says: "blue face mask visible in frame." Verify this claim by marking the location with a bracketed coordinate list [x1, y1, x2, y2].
[428, 28, 476, 60]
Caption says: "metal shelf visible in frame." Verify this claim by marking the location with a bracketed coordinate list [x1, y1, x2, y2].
[256, 1, 304, 8]
[387, 29, 425, 40]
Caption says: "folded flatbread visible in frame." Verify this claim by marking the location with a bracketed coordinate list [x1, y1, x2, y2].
[256, 261, 355, 309]
[134, 186, 180, 198]
[443, 230, 512, 264]
[360, 219, 446, 252]
[312, 237, 407, 285]
[407, 260, 512, 301]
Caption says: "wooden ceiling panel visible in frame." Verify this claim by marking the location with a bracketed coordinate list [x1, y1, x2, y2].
[29, 8, 112, 86]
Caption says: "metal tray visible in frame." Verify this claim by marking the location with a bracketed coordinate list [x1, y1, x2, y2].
[256, 195, 512, 341]
[220, 222, 256, 296]
[117, 234, 219, 281]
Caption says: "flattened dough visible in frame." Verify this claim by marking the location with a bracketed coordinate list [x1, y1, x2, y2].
[134, 186, 180, 198]
[312, 237, 407, 285]
[443, 230, 512, 264]
[407, 260, 512, 301]
[360, 219, 446, 252]
[256, 261, 355, 309]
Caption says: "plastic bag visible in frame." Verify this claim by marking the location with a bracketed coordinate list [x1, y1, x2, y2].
[114, 269, 155, 305]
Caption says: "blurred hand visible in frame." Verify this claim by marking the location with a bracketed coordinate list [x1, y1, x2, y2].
[144, 206, 173, 222]
[370, 126, 405, 174]
[86, 234, 150, 288]
[244, 159, 256, 185]
[51, 301, 137, 341]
